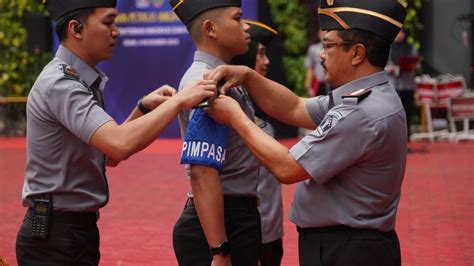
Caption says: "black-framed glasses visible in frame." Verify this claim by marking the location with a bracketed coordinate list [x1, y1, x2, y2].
[322, 41, 356, 50]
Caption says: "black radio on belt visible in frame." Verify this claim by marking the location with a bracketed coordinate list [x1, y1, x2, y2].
[31, 195, 52, 239]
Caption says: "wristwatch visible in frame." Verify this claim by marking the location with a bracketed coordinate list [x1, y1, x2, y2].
[210, 241, 231, 256]
[137, 97, 151, 114]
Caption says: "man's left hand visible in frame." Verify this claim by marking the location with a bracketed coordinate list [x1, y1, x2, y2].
[206, 95, 245, 127]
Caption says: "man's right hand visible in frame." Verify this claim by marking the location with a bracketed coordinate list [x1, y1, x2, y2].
[175, 80, 217, 109]
[141, 84, 176, 111]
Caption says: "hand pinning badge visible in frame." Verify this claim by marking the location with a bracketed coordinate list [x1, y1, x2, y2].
[193, 79, 225, 109]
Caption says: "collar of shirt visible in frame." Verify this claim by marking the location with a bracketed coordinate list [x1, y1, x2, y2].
[194, 51, 226, 69]
[331, 71, 389, 106]
[55, 45, 109, 89]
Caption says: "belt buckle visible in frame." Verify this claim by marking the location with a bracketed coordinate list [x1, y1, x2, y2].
[96, 211, 100, 221]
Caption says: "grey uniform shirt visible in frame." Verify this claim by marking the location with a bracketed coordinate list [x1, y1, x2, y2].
[22, 45, 113, 212]
[178, 51, 259, 196]
[289, 72, 407, 232]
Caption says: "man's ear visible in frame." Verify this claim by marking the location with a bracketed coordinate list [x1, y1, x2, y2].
[203, 19, 217, 39]
[68, 20, 84, 39]
[351, 44, 366, 66]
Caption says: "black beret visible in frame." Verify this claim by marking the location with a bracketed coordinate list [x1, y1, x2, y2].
[170, 0, 241, 26]
[244, 20, 278, 46]
[318, 0, 406, 43]
[46, 0, 117, 21]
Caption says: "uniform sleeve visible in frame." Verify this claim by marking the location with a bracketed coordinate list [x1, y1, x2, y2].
[180, 108, 229, 170]
[289, 105, 371, 184]
[305, 96, 330, 125]
[46, 79, 113, 143]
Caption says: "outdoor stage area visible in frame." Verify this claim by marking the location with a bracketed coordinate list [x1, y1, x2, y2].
[0, 137, 473, 265]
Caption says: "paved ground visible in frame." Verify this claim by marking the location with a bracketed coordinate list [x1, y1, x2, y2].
[1, 137, 473, 265]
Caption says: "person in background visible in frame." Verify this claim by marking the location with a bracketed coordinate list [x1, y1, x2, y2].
[231, 20, 283, 266]
[305, 29, 328, 97]
[205, 0, 407, 265]
[386, 29, 419, 142]
[15, 1, 215, 265]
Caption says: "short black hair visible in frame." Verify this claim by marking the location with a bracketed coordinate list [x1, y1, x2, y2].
[55, 8, 95, 41]
[186, 7, 226, 40]
[337, 29, 391, 68]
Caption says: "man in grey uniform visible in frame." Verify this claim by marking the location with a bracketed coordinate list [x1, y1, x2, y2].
[231, 20, 284, 266]
[206, 0, 407, 265]
[15, 1, 216, 265]
[169, 1, 261, 266]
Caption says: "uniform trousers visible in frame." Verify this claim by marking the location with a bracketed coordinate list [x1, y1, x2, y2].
[16, 209, 100, 266]
[260, 238, 283, 266]
[173, 196, 261, 266]
[297, 225, 401, 266]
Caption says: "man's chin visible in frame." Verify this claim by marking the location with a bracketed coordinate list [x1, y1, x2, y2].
[100, 54, 113, 63]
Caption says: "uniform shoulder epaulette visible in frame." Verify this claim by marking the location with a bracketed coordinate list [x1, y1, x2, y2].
[341, 88, 372, 105]
[61, 64, 80, 80]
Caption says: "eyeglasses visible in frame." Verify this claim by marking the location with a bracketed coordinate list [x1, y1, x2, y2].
[322, 41, 356, 50]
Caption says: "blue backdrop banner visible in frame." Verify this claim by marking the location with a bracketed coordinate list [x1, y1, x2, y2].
[99, 0, 257, 138]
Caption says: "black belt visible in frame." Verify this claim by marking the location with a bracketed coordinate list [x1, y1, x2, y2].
[27, 208, 99, 226]
[297, 225, 396, 238]
[185, 195, 258, 209]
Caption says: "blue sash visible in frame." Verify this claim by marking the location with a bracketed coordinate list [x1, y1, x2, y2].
[180, 109, 228, 170]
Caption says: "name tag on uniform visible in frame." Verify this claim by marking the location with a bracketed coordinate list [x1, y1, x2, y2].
[181, 109, 228, 170]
